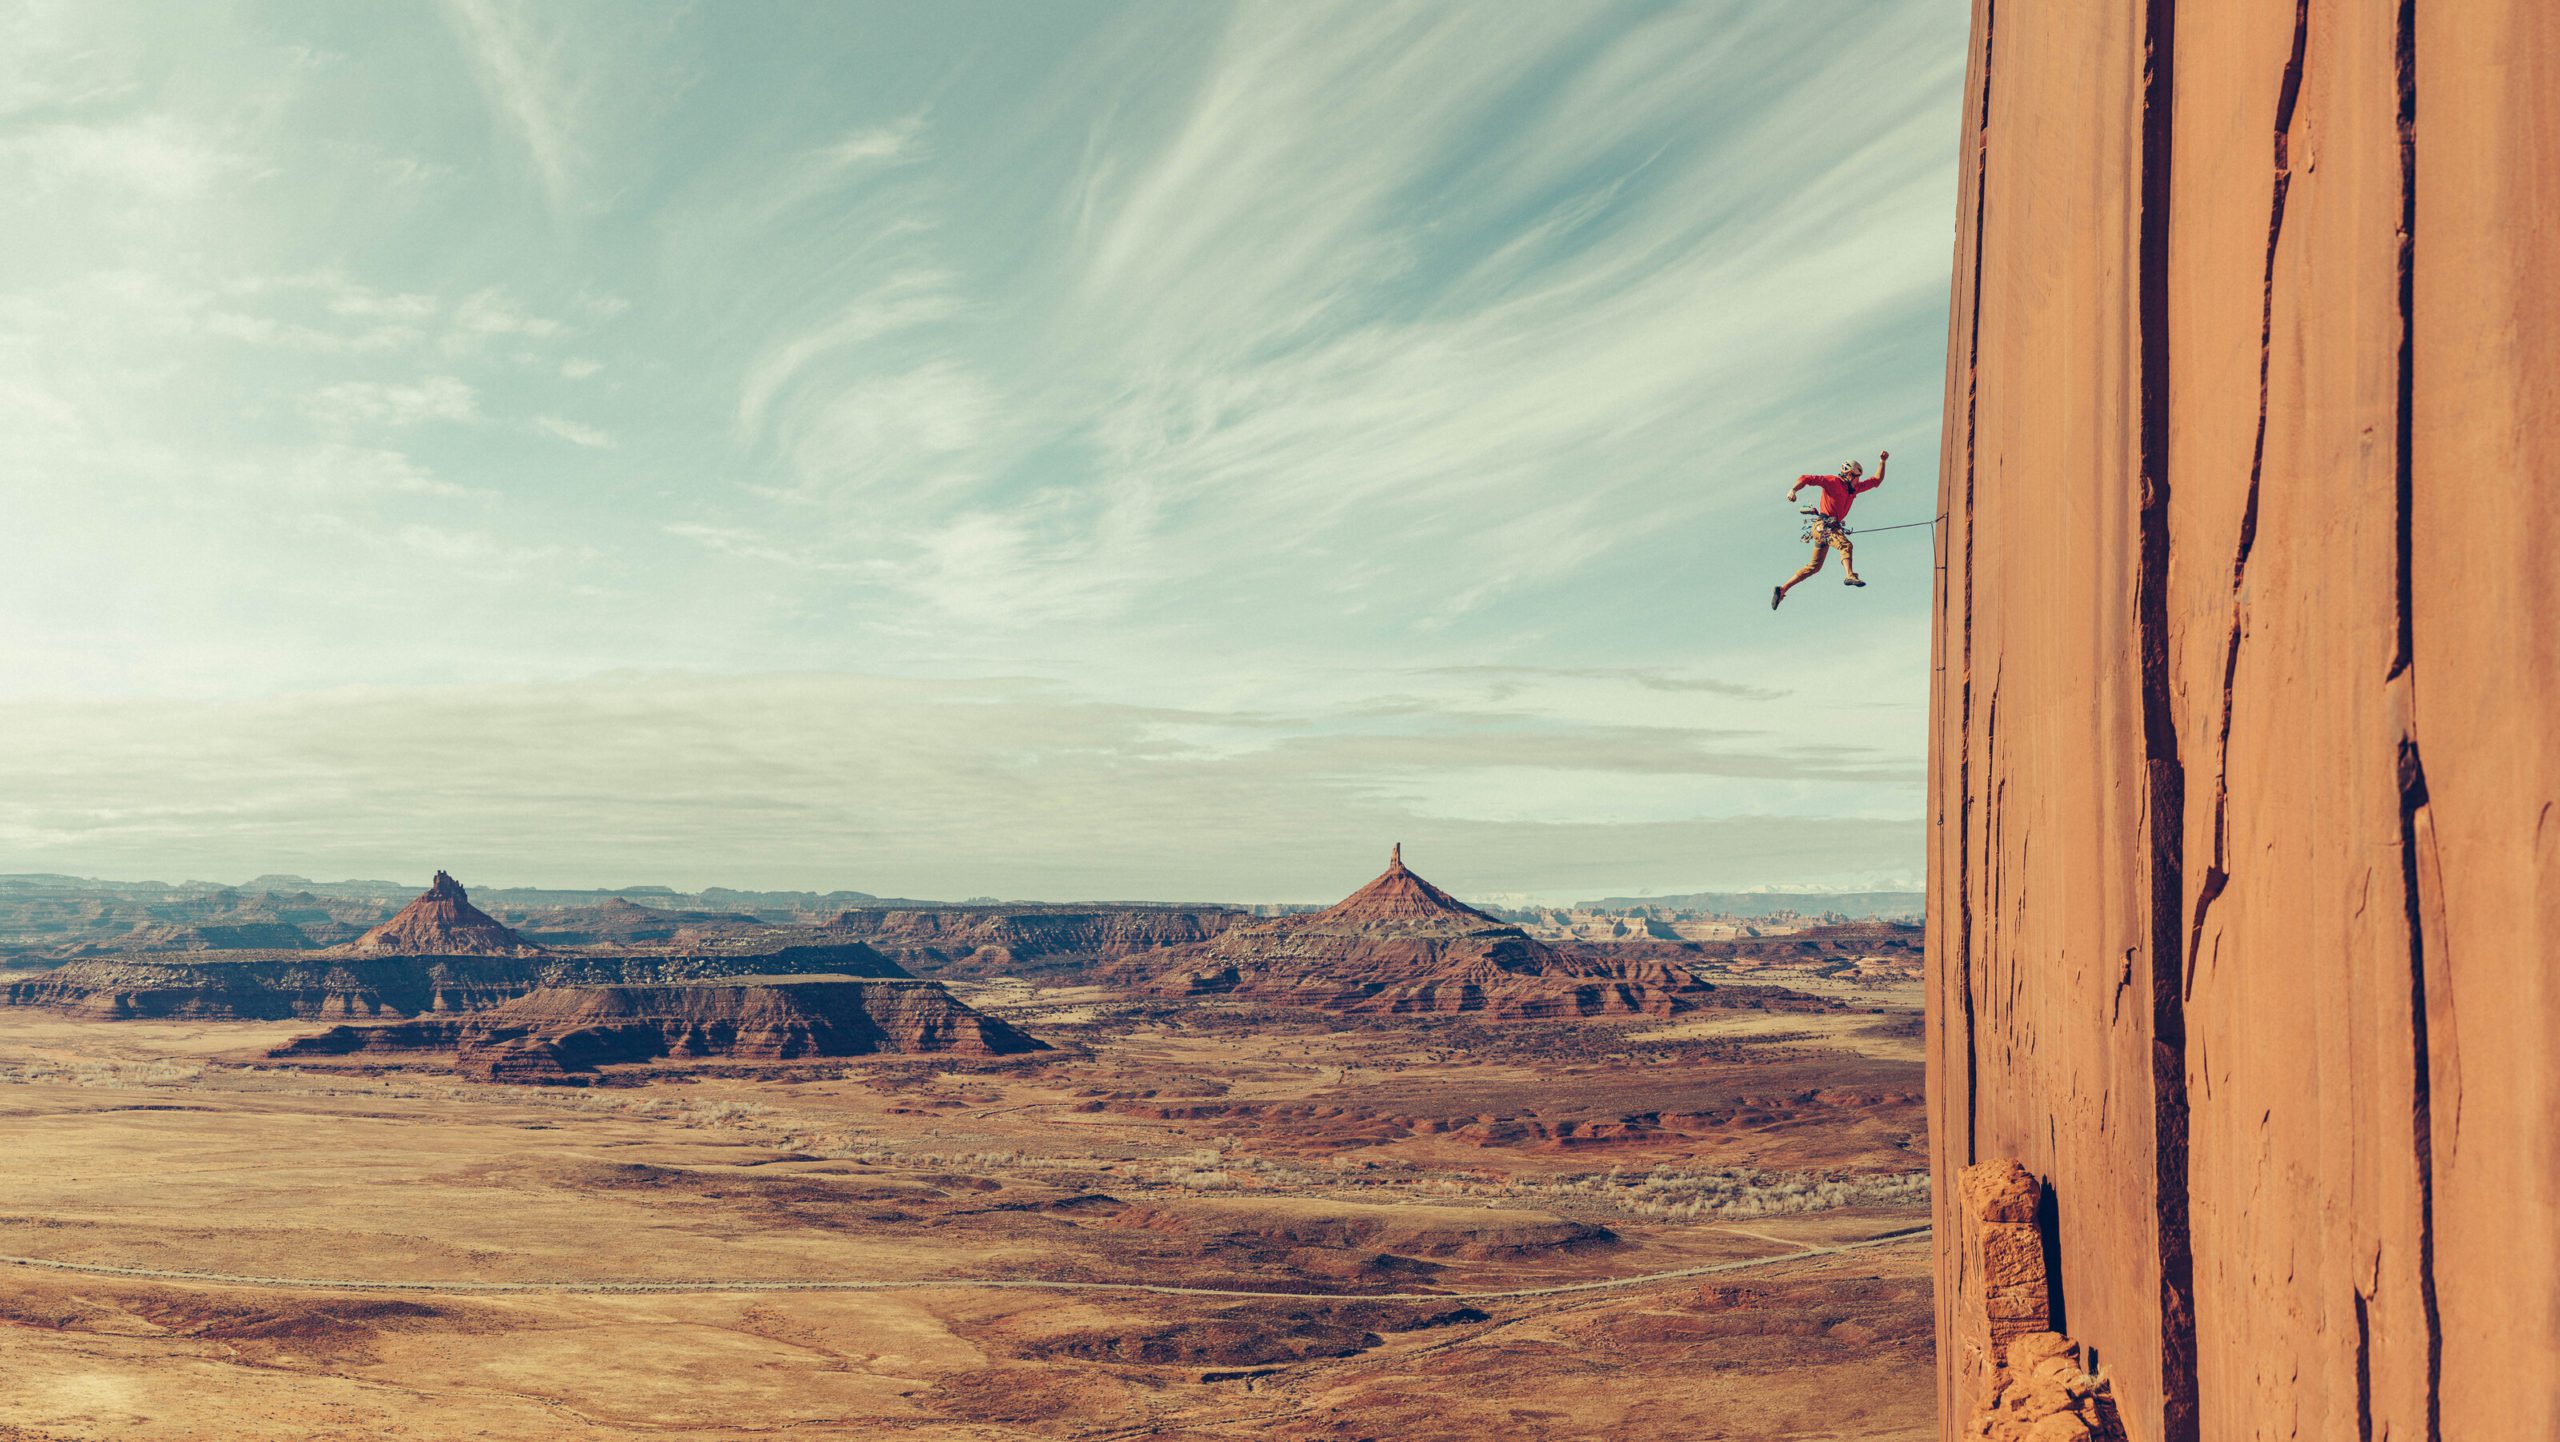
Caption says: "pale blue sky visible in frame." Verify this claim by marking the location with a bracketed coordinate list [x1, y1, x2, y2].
[2, 1, 1967, 902]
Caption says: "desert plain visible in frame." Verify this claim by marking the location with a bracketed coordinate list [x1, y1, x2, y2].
[0, 872, 1931, 1441]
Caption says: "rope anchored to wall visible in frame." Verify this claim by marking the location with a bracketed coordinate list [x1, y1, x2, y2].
[1846, 512, 1948, 535]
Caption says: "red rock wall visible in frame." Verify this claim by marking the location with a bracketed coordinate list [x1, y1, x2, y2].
[1927, 4, 2557, 1440]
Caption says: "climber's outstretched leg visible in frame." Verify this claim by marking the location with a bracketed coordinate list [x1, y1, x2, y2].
[1772, 538, 1832, 609]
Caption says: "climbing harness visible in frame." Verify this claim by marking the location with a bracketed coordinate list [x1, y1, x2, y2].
[1771, 504, 1948, 611]
[1798, 509, 1946, 543]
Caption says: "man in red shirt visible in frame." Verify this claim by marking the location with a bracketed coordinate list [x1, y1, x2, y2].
[1772, 450, 1886, 609]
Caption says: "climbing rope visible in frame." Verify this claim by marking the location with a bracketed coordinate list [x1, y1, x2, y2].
[1845, 512, 1948, 535]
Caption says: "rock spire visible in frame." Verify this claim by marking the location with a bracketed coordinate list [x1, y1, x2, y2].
[341, 872, 542, 957]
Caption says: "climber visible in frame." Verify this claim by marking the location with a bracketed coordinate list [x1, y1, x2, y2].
[1771, 450, 1887, 609]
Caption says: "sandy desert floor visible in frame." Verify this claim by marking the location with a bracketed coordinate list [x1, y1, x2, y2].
[0, 970, 1932, 1440]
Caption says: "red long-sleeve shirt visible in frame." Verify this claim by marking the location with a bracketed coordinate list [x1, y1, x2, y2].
[1798, 471, 1882, 519]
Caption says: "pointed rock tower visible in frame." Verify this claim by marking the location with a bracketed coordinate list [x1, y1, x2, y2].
[342, 872, 543, 956]
[1312, 843, 1502, 932]
[1112, 846, 1723, 1019]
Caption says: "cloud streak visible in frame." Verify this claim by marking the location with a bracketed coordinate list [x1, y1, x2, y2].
[535, 414, 611, 448]
[2, 1, 1963, 895]
[440, 0, 581, 210]
[305, 375, 478, 428]
[0, 673, 1920, 899]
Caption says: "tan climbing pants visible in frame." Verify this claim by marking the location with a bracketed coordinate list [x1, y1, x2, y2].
[1786, 520, 1856, 587]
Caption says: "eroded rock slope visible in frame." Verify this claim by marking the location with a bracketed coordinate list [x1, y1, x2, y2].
[1112, 848, 1747, 1019]
[275, 974, 1044, 1080]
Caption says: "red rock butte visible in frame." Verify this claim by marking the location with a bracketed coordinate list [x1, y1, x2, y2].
[1311, 842, 1500, 931]
[1928, 6, 2556, 1441]
[275, 974, 1045, 1082]
[340, 872, 542, 957]
[1112, 847, 1774, 1020]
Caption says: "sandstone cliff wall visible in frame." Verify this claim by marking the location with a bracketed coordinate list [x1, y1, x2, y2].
[1928, 4, 2556, 1440]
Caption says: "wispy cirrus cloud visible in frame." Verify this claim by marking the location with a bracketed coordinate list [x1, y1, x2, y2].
[733, 270, 965, 442]
[660, 522, 855, 573]
[1407, 666, 1787, 702]
[255, 443, 467, 498]
[3, 1, 1962, 895]
[4, 114, 247, 196]
[694, 0, 1958, 655]
[304, 375, 478, 428]
[534, 414, 611, 448]
[439, 0, 582, 210]
[1039, 3, 1953, 619]
[448, 287, 568, 345]
[769, 360, 1000, 504]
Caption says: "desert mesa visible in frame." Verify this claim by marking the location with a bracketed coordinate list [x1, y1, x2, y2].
[0, 850, 1934, 1439]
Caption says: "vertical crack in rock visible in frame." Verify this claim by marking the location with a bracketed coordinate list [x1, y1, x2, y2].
[2354, 1288, 2375, 1442]
[2387, 5, 2441, 1438]
[2389, 0, 2417, 684]
[2136, 2, 2199, 1438]
[1984, 683, 2011, 1098]
[2397, 741, 2444, 1442]
[2185, 0, 2308, 997]
[1954, 0, 1998, 1166]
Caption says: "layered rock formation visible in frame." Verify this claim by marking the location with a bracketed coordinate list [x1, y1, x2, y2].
[0, 881, 382, 960]
[822, 905, 1244, 980]
[1574, 889, 1928, 922]
[1949, 1162, 2058, 1410]
[274, 975, 1044, 1081]
[1950, 1161, 2126, 1442]
[2, 940, 907, 1020]
[339, 872, 540, 956]
[1928, 6, 2557, 1440]
[501, 897, 767, 948]
[63, 920, 319, 954]
[1502, 908, 1705, 944]
[1964, 1333, 2124, 1442]
[1684, 921, 1921, 969]
[1112, 847, 1727, 1018]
